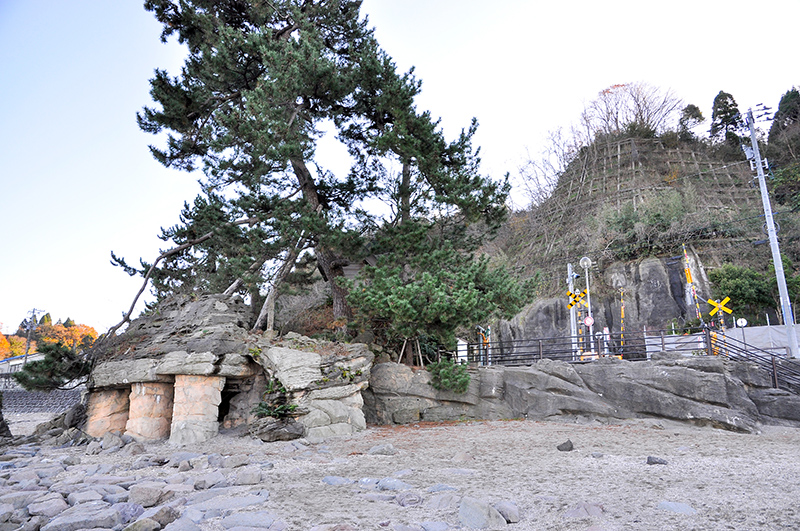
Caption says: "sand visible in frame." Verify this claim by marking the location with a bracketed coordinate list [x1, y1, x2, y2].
[8, 413, 800, 530]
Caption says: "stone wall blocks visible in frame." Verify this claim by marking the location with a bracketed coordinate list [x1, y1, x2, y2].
[85, 389, 130, 438]
[749, 388, 800, 422]
[332, 354, 375, 374]
[169, 375, 225, 446]
[298, 409, 330, 429]
[531, 359, 587, 388]
[349, 408, 367, 430]
[368, 363, 415, 395]
[364, 358, 797, 432]
[729, 361, 774, 388]
[306, 400, 351, 425]
[306, 422, 358, 441]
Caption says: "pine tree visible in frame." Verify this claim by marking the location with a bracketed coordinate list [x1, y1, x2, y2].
[678, 104, 704, 142]
[12, 342, 91, 391]
[124, 0, 519, 336]
[344, 219, 533, 350]
[709, 90, 743, 145]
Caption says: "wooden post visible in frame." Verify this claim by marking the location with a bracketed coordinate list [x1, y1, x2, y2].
[398, 339, 408, 364]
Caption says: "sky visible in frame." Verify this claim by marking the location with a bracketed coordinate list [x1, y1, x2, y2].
[1, 0, 798, 335]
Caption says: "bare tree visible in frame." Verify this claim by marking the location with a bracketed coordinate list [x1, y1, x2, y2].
[518, 82, 683, 211]
[583, 82, 683, 138]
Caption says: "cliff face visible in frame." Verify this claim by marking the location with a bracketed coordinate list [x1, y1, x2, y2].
[497, 252, 711, 341]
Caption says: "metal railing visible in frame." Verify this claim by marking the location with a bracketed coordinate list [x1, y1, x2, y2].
[708, 331, 800, 392]
[453, 328, 800, 393]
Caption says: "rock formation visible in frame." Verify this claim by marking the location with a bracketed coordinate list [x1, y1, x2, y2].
[364, 354, 800, 433]
[85, 294, 373, 445]
[78, 292, 800, 446]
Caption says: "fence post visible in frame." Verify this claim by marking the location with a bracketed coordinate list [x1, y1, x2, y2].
[660, 331, 666, 352]
[538, 339, 543, 360]
[704, 328, 712, 356]
[772, 356, 779, 389]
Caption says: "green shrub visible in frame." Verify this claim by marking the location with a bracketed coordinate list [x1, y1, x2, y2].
[252, 376, 295, 418]
[427, 358, 470, 394]
[251, 402, 297, 418]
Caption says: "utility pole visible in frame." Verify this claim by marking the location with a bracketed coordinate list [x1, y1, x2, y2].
[744, 109, 799, 358]
[23, 308, 41, 365]
[567, 264, 579, 359]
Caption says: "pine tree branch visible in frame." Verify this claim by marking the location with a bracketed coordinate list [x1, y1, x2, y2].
[102, 216, 259, 343]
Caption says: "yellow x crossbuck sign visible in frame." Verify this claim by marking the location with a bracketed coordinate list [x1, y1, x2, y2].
[567, 289, 588, 309]
[707, 296, 733, 316]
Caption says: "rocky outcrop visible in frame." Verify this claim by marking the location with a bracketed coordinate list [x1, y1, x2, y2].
[86, 294, 374, 444]
[365, 356, 799, 433]
[363, 363, 512, 425]
[253, 333, 373, 442]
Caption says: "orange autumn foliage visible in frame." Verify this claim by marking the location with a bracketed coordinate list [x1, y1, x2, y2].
[6, 336, 32, 358]
[37, 323, 97, 351]
[0, 334, 10, 360]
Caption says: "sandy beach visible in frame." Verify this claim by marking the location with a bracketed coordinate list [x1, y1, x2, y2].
[6, 413, 800, 530]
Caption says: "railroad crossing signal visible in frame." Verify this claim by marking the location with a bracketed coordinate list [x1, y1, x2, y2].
[707, 297, 733, 316]
[568, 289, 588, 309]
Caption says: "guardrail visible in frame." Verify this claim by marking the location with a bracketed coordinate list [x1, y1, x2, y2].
[453, 328, 800, 393]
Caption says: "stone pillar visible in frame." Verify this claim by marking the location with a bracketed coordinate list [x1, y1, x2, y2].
[169, 375, 225, 445]
[85, 388, 130, 438]
[125, 382, 174, 441]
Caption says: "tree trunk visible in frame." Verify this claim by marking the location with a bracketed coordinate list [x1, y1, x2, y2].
[289, 157, 352, 326]
[400, 161, 411, 223]
[253, 238, 307, 332]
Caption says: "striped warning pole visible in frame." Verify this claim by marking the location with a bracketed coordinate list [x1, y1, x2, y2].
[683, 244, 703, 322]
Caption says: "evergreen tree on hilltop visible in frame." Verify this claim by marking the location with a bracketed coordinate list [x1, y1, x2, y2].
[710, 91, 744, 146]
[678, 104, 704, 142]
[118, 0, 525, 341]
[768, 88, 800, 211]
[768, 88, 800, 165]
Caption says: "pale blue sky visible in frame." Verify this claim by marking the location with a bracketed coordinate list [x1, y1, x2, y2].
[1, 0, 797, 334]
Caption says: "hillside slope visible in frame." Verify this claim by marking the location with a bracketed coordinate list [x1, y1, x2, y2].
[494, 136, 800, 334]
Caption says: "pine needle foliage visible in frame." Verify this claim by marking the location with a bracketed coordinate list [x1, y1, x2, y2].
[427, 358, 470, 394]
[12, 342, 91, 391]
[117, 0, 515, 330]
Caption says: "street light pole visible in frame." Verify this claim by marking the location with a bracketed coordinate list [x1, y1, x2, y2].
[580, 257, 594, 351]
